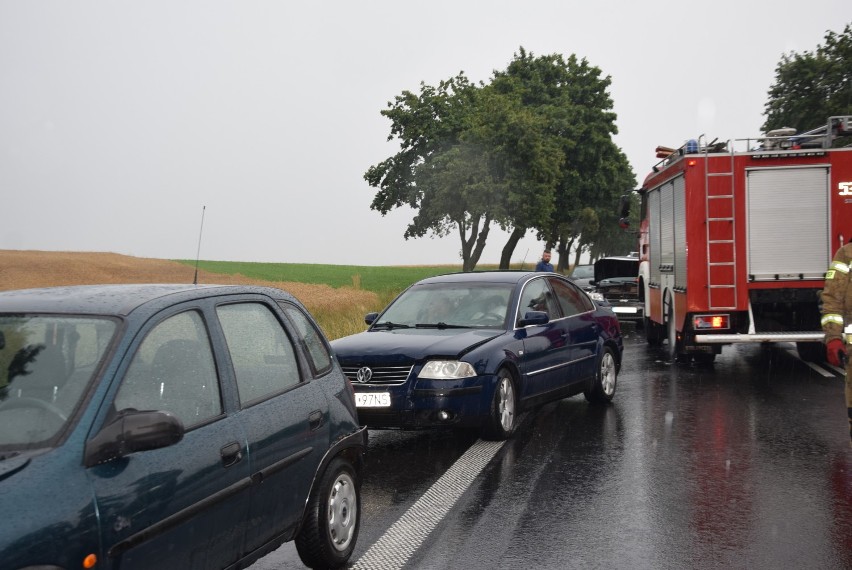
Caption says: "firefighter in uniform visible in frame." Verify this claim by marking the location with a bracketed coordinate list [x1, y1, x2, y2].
[820, 242, 852, 445]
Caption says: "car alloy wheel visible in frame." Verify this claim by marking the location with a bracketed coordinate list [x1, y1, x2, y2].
[599, 350, 617, 397]
[584, 346, 617, 404]
[482, 368, 517, 440]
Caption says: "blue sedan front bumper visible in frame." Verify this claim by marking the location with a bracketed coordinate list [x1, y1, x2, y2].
[353, 375, 495, 429]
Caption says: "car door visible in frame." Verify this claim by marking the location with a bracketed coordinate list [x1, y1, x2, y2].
[549, 276, 600, 381]
[89, 306, 251, 570]
[215, 300, 330, 553]
[515, 276, 570, 399]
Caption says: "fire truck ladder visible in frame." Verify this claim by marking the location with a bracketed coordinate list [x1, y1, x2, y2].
[701, 136, 737, 310]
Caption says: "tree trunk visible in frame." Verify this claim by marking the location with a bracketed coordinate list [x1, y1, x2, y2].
[459, 215, 491, 272]
[572, 246, 583, 269]
[556, 236, 575, 273]
[500, 227, 527, 269]
[468, 218, 491, 270]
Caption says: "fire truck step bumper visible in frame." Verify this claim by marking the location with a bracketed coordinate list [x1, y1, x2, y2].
[694, 332, 825, 344]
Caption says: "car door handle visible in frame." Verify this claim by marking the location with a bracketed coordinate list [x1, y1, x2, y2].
[220, 442, 243, 468]
[309, 410, 324, 431]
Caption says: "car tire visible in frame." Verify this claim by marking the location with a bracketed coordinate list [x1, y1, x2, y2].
[584, 346, 617, 404]
[481, 368, 517, 440]
[295, 457, 360, 569]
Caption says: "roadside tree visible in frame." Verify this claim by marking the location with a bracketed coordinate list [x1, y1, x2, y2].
[763, 23, 852, 134]
[365, 73, 561, 271]
[491, 49, 635, 270]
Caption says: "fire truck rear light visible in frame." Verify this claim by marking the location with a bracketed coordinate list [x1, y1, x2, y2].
[693, 314, 730, 330]
[688, 159, 697, 166]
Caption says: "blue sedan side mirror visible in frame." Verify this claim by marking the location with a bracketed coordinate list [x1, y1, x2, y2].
[518, 311, 549, 327]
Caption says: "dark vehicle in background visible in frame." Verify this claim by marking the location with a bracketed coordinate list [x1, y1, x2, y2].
[569, 263, 595, 291]
[0, 284, 366, 570]
[590, 256, 643, 323]
[331, 271, 623, 440]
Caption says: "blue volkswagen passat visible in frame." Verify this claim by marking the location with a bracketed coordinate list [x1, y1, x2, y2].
[331, 271, 623, 440]
[0, 284, 366, 570]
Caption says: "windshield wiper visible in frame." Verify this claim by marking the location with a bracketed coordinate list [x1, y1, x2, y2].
[372, 321, 411, 330]
[415, 322, 470, 329]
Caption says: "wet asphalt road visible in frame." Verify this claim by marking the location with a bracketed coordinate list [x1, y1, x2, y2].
[254, 324, 852, 569]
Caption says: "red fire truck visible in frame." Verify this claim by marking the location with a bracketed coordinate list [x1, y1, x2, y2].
[620, 115, 852, 363]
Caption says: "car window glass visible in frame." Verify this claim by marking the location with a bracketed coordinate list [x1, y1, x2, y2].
[573, 265, 594, 279]
[550, 277, 594, 316]
[517, 278, 559, 324]
[0, 316, 116, 446]
[115, 310, 221, 428]
[217, 302, 300, 406]
[279, 303, 332, 375]
[378, 283, 513, 328]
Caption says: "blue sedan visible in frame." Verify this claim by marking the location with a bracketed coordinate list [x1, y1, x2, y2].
[0, 284, 366, 570]
[331, 271, 624, 440]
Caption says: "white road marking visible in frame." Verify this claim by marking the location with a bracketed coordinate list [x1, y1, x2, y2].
[785, 347, 840, 378]
[351, 438, 504, 570]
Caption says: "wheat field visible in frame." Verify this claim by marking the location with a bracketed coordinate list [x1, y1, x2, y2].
[0, 250, 379, 338]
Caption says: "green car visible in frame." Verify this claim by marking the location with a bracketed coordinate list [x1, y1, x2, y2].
[0, 284, 366, 570]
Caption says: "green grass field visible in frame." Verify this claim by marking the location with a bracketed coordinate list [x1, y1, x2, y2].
[174, 260, 533, 340]
[176, 260, 521, 293]
[176, 260, 470, 339]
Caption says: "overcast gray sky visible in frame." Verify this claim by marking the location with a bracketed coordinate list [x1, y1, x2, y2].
[1, 2, 849, 267]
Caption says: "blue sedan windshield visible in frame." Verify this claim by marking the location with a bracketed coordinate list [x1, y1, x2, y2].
[375, 283, 514, 329]
[0, 316, 117, 447]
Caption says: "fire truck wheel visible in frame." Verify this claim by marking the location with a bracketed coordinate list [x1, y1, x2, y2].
[645, 317, 664, 346]
[664, 299, 687, 362]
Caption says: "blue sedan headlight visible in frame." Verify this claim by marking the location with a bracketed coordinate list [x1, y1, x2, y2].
[419, 360, 476, 379]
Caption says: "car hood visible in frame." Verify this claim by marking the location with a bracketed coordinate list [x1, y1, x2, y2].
[594, 258, 638, 282]
[331, 328, 502, 363]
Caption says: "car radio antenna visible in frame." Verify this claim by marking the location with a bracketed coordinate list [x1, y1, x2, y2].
[193, 205, 206, 285]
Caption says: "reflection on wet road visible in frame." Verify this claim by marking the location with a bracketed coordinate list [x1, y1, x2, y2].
[254, 327, 852, 569]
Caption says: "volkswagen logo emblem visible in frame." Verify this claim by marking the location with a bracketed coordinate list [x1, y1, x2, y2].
[356, 367, 373, 383]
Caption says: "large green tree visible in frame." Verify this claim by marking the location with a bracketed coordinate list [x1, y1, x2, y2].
[365, 48, 633, 271]
[491, 49, 635, 271]
[763, 23, 852, 133]
[365, 72, 561, 271]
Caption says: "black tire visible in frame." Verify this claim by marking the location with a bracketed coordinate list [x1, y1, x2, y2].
[584, 346, 618, 404]
[664, 295, 682, 362]
[645, 317, 664, 346]
[481, 368, 517, 440]
[295, 457, 360, 569]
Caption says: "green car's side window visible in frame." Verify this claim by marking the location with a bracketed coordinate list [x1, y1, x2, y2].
[116, 310, 222, 428]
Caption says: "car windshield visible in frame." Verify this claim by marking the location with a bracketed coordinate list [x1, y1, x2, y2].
[0, 315, 117, 449]
[572, 265, 594, 279]
[375, 282, 514, 329]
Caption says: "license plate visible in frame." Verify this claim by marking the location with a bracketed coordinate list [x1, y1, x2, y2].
[355, 392, 391, 408]
[613, 306, 638, 314]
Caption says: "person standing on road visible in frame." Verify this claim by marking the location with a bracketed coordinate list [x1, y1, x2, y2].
[819, 242, 852, 445]
[535, 249, 554, 272]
